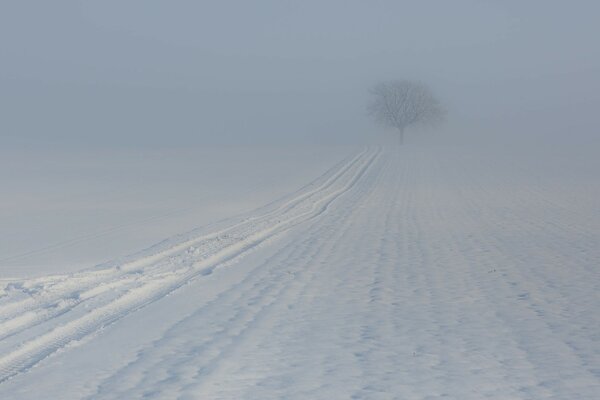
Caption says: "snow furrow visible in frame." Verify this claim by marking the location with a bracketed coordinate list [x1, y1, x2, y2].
[0, 147, 379, 384]
[90, 143, 387, 399]
[0, 149, 369, 326]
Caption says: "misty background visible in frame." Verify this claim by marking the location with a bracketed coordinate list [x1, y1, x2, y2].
[2, 0, 599, 149]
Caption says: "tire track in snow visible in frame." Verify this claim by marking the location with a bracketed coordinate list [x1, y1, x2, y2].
[0, 148, 371, 336]
[0, 147, 379, 384]
[90, 143, 387, 399]
[0, 148, 369, 333]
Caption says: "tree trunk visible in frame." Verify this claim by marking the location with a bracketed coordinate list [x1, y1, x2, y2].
[398, 127, 405, 146]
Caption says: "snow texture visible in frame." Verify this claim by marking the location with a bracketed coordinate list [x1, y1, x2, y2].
[0, 146, 598, 399]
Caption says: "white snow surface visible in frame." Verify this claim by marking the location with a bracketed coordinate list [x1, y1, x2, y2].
[0, 146, 353, 278]
[0, 145, 599, 399]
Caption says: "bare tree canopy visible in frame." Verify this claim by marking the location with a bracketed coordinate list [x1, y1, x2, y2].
[368, 80, 444, 144]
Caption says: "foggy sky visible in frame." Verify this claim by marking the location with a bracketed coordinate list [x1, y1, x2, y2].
[1, 1, 599, 148]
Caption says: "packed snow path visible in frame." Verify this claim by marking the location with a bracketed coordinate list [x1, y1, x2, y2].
[0, 147, 598, 399]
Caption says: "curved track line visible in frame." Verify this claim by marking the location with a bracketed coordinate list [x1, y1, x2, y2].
[0, 147, 379, 384]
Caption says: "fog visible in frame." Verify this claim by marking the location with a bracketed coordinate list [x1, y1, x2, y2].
[1, 1, 599, 148]
[1, 4, 600, 395]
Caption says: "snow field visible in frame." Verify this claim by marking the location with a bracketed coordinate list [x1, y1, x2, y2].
[0, 145, 598, 399]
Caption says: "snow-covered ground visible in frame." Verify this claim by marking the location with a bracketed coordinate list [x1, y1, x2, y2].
[0, 146, 354, 278]
[0, 144, 599, 399]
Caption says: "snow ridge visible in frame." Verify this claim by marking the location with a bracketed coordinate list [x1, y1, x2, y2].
[0, 147, 380, 384]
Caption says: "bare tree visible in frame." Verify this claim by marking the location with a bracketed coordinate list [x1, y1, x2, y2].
[368, 80, 444, 145]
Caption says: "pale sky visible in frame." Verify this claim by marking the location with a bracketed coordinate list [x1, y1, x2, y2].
[1, 1, 599, 147]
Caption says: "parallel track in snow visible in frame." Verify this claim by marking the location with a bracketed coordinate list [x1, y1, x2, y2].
[0, 147, 380, 384]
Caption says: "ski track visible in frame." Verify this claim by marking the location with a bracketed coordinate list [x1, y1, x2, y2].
[1, 146, 599, 399]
